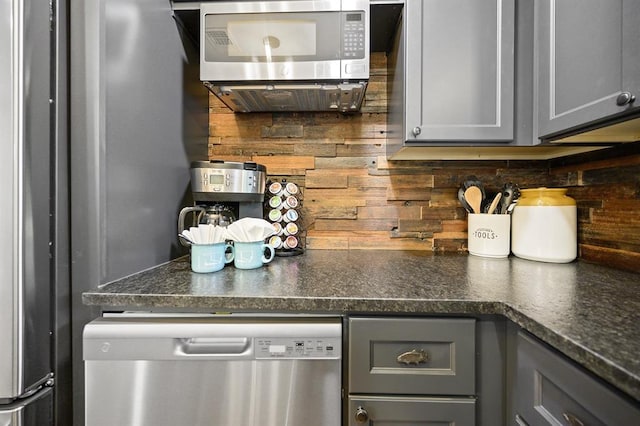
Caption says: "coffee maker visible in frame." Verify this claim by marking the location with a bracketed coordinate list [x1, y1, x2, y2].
[178, 160, 267, 238]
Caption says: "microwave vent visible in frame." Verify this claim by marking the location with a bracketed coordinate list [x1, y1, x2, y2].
[205, 82, 368, 113]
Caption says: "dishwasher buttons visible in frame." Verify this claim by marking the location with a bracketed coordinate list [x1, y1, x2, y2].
[255, 338, 340, 358]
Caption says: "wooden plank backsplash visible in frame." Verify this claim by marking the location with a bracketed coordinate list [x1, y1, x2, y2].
[208, 53, 640, 273]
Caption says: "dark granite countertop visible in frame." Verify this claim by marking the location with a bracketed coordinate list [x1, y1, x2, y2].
[83, 250, 640, 402]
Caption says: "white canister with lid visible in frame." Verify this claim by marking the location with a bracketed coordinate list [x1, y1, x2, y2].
[511, 187, 577, 263]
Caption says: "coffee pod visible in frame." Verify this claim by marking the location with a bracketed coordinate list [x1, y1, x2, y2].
[284, 195, 299, 209]
[284, 235, 298, 249]
[268, 181, 283, 196]
[268, 209, 283, 223]
[284, 222, 299, 236]
[283, 182, 299, 196]
[268, 235, 283, 249]
[283, 209, 299, 223]
[268, 196, 283, 210]
[271, 222, 283, 236]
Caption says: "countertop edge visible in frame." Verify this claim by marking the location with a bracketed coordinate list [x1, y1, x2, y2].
[82, 292, 640, 402]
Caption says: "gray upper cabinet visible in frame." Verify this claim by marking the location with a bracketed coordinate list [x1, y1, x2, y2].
[403, 0, 515, 142]
[537, 0, 640, 139]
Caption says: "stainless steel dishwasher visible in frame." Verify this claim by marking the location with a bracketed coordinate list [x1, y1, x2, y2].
[83, 314, 342, 426]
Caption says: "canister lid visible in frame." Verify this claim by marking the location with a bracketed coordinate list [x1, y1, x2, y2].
[517, 187, 576, 206]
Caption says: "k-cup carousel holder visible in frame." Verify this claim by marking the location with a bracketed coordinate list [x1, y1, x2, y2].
[264, 179, 304, 257]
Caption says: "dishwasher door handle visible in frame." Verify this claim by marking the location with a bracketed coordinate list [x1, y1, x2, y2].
[176, 337, 250, 355]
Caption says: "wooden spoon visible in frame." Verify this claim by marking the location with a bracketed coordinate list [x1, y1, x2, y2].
[464, 186, 483, 214]
[487, 192, 503, 214]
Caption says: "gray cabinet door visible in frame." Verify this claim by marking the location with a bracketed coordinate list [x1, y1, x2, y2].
[404, 0, 515, 142]
[349, 317, 476, 396]
[537, 0, 640, 138]
[512, 331, 640, 426]
[348, 396, 476, 426]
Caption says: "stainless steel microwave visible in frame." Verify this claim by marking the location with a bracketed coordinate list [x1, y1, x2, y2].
[199, 0, 370, 112]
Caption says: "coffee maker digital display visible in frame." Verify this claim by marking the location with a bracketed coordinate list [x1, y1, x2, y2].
[209, 173, 224, 185]
[178, 160, 267, 237]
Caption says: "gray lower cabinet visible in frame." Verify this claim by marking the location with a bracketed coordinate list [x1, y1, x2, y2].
[348, 317, 478, 425]
[537, 0, 640, 139]
[512, 331, 640, 426]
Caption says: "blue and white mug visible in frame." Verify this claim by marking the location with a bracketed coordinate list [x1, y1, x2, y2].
[233, 241, 275, 269]
[191, 242, 234, 273]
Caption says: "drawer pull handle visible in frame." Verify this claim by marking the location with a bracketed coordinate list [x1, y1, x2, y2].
[396, 349, 428, 365]
[354, 406, 369, 423]
[562, 412, 584, 426]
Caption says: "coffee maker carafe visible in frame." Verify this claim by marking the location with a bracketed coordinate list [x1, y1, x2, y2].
[178, 204, 236, 235]
[178, 160, 267, 243]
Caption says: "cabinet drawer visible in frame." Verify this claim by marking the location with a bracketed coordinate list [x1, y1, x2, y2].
[349, 317, 476, 395]
[514, 331, 640, 426]
[348, 395, 475, 425]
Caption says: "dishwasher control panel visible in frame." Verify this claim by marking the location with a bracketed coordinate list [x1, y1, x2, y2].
[255, 337, 341, 359]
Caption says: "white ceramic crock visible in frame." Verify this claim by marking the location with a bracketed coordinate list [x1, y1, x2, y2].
[511, 188, 577, 263]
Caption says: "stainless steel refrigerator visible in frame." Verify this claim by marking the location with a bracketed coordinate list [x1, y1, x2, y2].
[2, 0, 205, 423]
[0, 0, 59, 424]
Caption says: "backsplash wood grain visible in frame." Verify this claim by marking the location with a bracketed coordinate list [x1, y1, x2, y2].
[549, 144, 640, 272]
[208, 53, 640, 273]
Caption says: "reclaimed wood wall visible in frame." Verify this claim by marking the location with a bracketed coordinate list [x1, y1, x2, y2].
[548, 144, 640, 272]
[208, 53, 640, 273]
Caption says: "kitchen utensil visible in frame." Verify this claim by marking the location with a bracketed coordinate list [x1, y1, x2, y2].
[486, 192, 502, 214]
[458, 187, 473, 213]
[462, 176, 486, 199]
[464, 186, 483, 214]
[499, 182, 520, 214]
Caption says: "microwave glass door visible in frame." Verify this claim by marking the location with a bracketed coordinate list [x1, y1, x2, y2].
[203, 12, 343, 63]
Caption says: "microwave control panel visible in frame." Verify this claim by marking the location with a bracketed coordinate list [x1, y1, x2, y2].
[342, 11, 366, 59]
